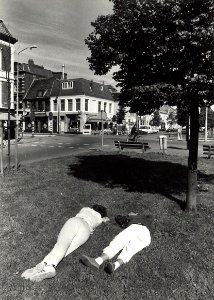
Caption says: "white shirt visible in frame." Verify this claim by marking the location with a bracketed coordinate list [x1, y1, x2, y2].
[76, 207, 103, 233]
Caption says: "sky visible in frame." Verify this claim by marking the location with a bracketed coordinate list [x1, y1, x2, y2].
[1, 0, 117, 86]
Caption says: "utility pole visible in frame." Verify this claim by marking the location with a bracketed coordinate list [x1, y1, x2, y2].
[0, 121, 4, 175]
[204, 106, 208, 142]
[15, 45, 37, 171]
[101, 110, 104, 150]
[6, 69, 11, 171]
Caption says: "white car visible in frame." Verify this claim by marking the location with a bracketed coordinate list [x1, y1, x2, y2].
[139, 125, 153, 134]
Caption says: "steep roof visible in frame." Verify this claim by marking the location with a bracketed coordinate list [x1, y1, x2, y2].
[159, 105, 176, 115]
[15, 60, 53, 78]
[0, 20, 17, 44]
[51, 78, 114, 100]
[24, 77, 55, 100]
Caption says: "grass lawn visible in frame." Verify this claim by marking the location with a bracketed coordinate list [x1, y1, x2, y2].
[0, 150, 213, 300]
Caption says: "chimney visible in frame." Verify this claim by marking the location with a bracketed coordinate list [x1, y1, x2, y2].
[28, 59, 34, 67]
[62, 64, 65, 79]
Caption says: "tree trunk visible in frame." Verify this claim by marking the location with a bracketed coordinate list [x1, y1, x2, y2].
[186, 100, 199, 211]
[6, 71, 11, 171]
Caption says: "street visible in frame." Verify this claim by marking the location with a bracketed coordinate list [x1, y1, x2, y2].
[1, 132, 213, 168]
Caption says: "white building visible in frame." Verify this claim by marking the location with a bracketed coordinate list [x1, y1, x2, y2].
[0, 20, 17, 122]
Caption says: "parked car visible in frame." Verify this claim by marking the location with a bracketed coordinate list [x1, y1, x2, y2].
[138, 125, 153, 134]
[166, 128, 177, 133]
[151, 127, 159, 133]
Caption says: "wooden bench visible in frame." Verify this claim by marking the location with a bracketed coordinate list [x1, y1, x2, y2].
[114, 140, 150, 153]
[203, 144, 214, 159]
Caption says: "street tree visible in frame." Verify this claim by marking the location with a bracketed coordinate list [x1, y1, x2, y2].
[116, 105, 126, 124]
[85, 0, 214, 210]
[150, 110, 162, 127]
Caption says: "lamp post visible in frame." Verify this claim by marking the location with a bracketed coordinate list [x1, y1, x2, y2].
[101, 110, 104, 150]
[205, 106, 208, 142]
[15, 45, 37, 171]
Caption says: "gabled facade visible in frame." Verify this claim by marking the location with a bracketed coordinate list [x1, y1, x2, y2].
[50, 78, 115, 133]
[23, 77, 115, 134]
[14, 59, 63, 116]
[23, 77, 55, 133]
[0, 20, 17, 121]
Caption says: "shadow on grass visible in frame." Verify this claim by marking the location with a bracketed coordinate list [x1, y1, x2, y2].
[68, 154, 189, 209]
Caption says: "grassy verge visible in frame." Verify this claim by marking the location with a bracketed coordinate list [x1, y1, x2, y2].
[0, 151, 213, 300]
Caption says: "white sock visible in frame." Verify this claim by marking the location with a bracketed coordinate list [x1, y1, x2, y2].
[95, 257, 104, 265]
[114, 261, 120, 271]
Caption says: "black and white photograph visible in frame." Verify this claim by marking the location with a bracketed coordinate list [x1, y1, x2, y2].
[0, 0, 213, 299]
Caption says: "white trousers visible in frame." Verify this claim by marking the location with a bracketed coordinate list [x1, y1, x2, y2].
[43, 217, 91, 267]
[103, 224, 151, 263]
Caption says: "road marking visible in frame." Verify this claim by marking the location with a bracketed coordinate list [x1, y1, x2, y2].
[68, 146, 74, 148]
[83, 144, 89, 145]
[49, 145, 55, 147]
[57, 143, 63, 144]
[31, 145, 37, 147]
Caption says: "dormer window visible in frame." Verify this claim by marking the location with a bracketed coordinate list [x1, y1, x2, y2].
[37, 89, 46, 97]
[61, 81, 73, 89]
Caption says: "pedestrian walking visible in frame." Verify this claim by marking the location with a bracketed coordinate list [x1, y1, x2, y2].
[177, 126, 183, 141]
[21, 204, 109, 282]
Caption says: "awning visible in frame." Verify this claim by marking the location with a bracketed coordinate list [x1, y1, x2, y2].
[87, 111, 108, 122]
[0, 113, 16, 121]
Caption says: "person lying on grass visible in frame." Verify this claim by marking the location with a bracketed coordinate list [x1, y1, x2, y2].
[80, 213, 152, 274]
[21, 204, 109, 282]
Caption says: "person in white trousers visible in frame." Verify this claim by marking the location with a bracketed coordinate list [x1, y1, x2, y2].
[21, 204, 109, 282]
[80, 213, 152, 274]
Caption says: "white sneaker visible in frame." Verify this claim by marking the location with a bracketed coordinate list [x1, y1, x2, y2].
[29, 264, 56, 282]
[21, 262, 45, 279]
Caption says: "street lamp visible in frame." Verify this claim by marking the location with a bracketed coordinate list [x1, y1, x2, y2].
[101, 110, 104, 150]
[205, 105, 208, 142]
[15, 45, 37, 171]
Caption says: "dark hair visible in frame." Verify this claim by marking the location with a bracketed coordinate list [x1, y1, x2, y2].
[92, 204, 107, 218]
[115, 215, 130, 228]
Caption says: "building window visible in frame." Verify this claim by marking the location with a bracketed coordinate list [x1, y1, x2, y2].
[53, 100, 57, 111]
[104, 102, 107, 112]
[76, 98, 81, 111]
[109, 103, 112, 114]
[68, 99, 73, 111]
[0, 48, 2, 70]
[45, 102, 49, 111]
[61, 81, 73, 89]
[38, 101, 43, 112]
[85, 99, 89, 111]
[61, 99, 65, 111]
[98, 101, 101, 112]
[37, 89, 46, 97]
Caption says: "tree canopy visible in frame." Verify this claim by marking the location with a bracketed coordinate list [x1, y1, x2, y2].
[85, 0, 214, 113]
[85, 0, 214, 210]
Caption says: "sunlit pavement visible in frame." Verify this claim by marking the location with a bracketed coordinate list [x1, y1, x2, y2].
[1, 133, 214, 167]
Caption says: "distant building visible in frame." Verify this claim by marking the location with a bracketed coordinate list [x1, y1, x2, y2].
[23, 77, 115, 134]
[0, 20, 17, 123]
[14, 59, 66, 113]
